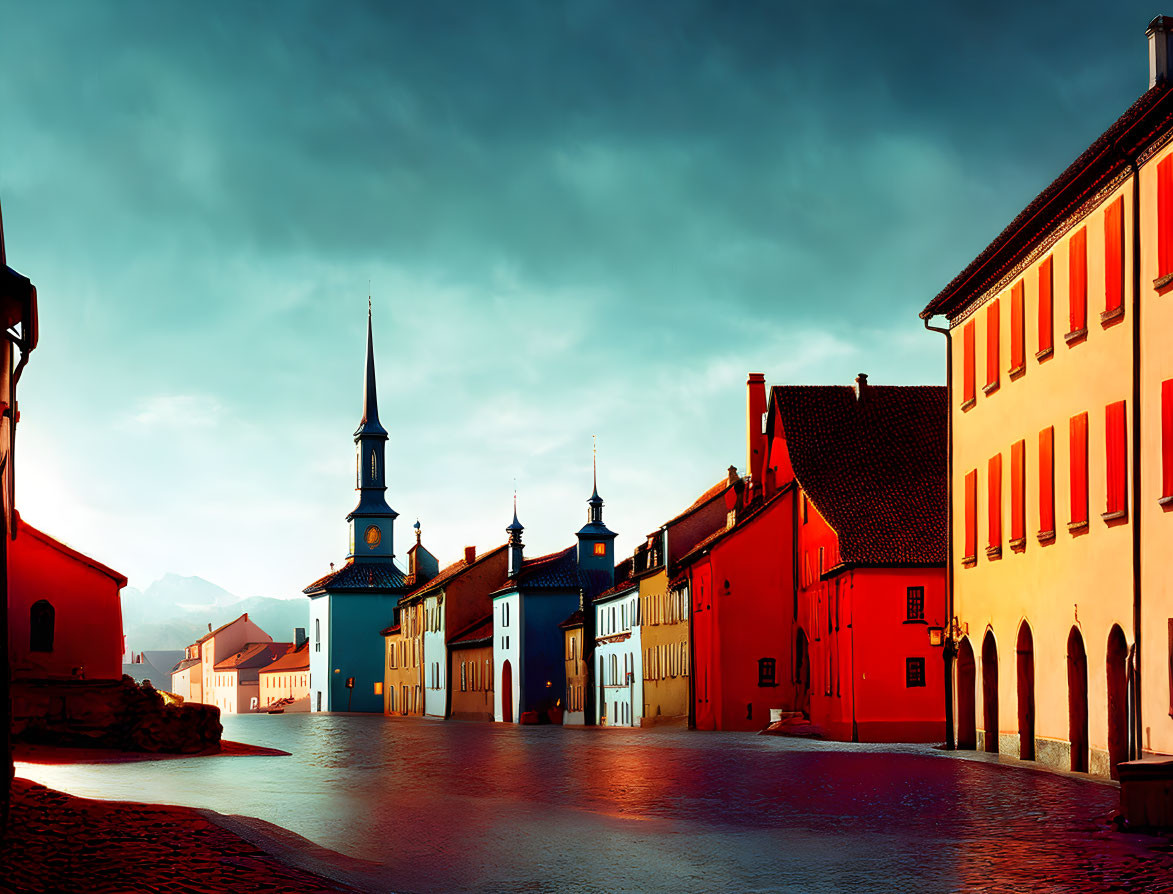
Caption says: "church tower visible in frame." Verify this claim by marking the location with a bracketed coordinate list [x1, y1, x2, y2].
[575, 442, 617, 585]
[347, 303, 399, 562]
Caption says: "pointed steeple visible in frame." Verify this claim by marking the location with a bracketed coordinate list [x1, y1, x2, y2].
[507, 491, 524, 577]
[356, 297, 387, 438]
[587, 435, 604, 525]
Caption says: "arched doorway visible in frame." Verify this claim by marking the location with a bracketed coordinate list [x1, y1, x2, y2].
[1106, 625, 1129, 779]
[30, 600, 55, 652]
[501, 660, 514, 724]
[1016, 622, 1035, 761]
[795, 628, 810, 717]
[1067, 627, 1089, 772]
[982, 630, 999, 754]
[957, 637, 977, 750]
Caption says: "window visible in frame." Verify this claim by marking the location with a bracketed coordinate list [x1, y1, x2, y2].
[1039, 426, 1055, 539]
[985, 298, 1000, 393]
[1067, 226, 1088, 341]
[962, 319, 976, 408]
[502, 603, 509, 627]
[374, 681, 383, 696]
[1160, 155, 1173, 281]
[30, 600, 54, 652]
[1104, 400, 1128, 520]
[1010, 280, 1025, 375]
[1038, 256, 1054, 358]
[963, 469, 978, 564]
[802, 493, 809, 523]
[315, 619, 321, 652]
[461, 663, 467, 692]
[593, 542, 606, 556]
[370, 450, 377, 480]
[1163, 380, 1173, 502]
[906, 587, 925, 622]
[906, 657, 926, 688]
[987, 453, 1002, 558]
[1103, 196, 1124, 322]
[757, 657, 776, 687]
[1070, 412, 1089, 529]
[1010, 439, 1026, 548]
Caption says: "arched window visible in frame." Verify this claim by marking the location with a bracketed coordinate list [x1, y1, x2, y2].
[30, 600, 54, 652]
[314, 618, 321, 652]
[371, 450, 377, 480]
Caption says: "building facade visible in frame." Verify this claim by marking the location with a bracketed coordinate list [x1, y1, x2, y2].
[304, 307, 408, 713]
[258, 638, 311, 711]
[594, 572, 641, 727]
[921, 22, 1173, 773]
[211, 641, 290, 715]
[448, 614, 494, 721]
[173, 613, 272, 709]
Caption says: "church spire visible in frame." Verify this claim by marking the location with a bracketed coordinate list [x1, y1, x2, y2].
[356, 297, 387, 438]
[587, 435, 604, 524]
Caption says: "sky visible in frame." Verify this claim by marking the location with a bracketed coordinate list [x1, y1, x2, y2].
[0, 1, 1161, 599]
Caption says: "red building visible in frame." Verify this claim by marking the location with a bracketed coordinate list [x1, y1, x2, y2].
[766, 375, 948, 742]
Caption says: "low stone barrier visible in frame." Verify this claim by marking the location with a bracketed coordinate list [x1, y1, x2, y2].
[11, 675, 222, 753]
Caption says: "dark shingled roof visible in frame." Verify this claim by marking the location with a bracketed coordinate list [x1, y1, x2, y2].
[559, 609, 584, 630]
[773, 384, 946, 567]
[490, 545, 612, 600]
[922, 82, 1173, 320]
[663, 477, 732, 527]
[303, 560, 408, 595]
[407, 544, 508, 599]
[213, 641, 289, 672]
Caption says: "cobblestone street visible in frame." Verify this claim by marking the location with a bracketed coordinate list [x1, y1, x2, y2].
[15, 715, 1173, 893]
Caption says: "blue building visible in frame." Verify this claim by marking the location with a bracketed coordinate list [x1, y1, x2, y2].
[304, 306, 408, 712]
[492, 474, 617, 723]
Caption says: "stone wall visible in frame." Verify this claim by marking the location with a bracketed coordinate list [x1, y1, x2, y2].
[11, 675, 222, 753]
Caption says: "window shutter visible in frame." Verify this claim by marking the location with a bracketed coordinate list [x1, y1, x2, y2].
[1070, 412, 1089, 527]
[964, 469, 978, 562]
[1164, 379, 1173, 500]
[1104, 196, 1124, 317]
[1068, 227, 1087, 336]
[1011, 439, 1025, 545]
[962, 320, 976, 406]
[985, 299, 1000, 391]
[987, 453, 1002, 553]
[1010, 281, 1025, 373]
[1039, 426, 1055, 537]
[1105, 400, 1128, 517]
[1038, 256, 1054, 356]
[1160, 156, 1173, 279]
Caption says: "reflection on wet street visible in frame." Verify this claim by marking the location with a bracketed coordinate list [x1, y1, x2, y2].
[16, 714, 1173, 893]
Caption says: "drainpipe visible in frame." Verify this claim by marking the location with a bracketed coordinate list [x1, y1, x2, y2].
[923, 315, 955, 750]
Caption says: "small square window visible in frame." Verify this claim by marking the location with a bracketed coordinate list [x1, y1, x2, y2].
[757, 656, 776, 687]
[593, 542, 607, 556]
[906, 657, 926, 688]
[906, 587, 925, 622]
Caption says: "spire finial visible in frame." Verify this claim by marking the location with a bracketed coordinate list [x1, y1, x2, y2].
[355, 294, 386, 437]
[592, 435, 598, 494]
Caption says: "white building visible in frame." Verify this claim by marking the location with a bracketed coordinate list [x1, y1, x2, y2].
[594, 581, 642, 727]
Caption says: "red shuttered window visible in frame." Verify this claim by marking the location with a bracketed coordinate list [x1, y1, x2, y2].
[987, 453, 1002, 557]
[1038, 256, 1054, 358]
[962, 320, 976, 408]
[1068, 227, 1088, 341]
[1103, 196, 1124, 321]
[985, 299, 1000, 393]
[1163, 380, 1173, 501]
[1039, 426, 1055, 540]
[1069, 412, 1089, 529]
[963, 469, 978, 564]
[1010, 281, 1025, 375]
[1159, 156, 1173, 281]
[1010, 439, 1026, 548]
[1104, 400, 1127, 520]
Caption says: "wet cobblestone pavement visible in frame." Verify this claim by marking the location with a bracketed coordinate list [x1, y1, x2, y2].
[0, 778, 353, 893]
[16, 715, 1173, 893]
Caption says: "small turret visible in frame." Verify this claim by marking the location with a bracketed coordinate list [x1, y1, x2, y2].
[507, 495, 525, 577]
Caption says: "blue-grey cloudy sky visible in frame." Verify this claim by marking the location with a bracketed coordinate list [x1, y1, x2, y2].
[0, 1, 1159, 598]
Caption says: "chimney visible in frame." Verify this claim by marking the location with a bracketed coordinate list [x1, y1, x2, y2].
[207, 622, 212, 633]
[746, 373, 767, 490]
[1150, 16, 1173, 88]
[727, 464, 739, 486]
[855, 372, 869, 402]
[294, 627, 306, 647]
[464, 546, 477, 565]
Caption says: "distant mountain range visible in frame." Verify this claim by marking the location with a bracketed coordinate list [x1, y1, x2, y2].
[121, 573, 309, 652]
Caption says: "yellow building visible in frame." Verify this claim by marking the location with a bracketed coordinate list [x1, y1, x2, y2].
[921, 18, 1173, 776]
[383, 598, 423, 716]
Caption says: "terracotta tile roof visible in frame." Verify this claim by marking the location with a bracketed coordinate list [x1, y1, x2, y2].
[407, 544, 507, 599]
[196, 612, 251, 645]
[923, 82, 1173, 320]
[663, 478, 732, 528]
[448, 613, 494, 647]
[213, 642, 289, 672]
[773, 384, 947, 567]
[559, 609, 584, 630]
[380, 623, 402, 637]
[668, 570, 689, 591]
[593, 558, 637, 603]
[258, 641, 309, 674]
[302, 560, 408, 595]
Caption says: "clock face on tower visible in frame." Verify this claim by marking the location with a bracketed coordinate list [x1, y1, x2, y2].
[364, 525, 382, 548]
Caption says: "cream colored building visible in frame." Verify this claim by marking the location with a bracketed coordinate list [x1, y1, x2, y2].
[921, 19, 1173, 775]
